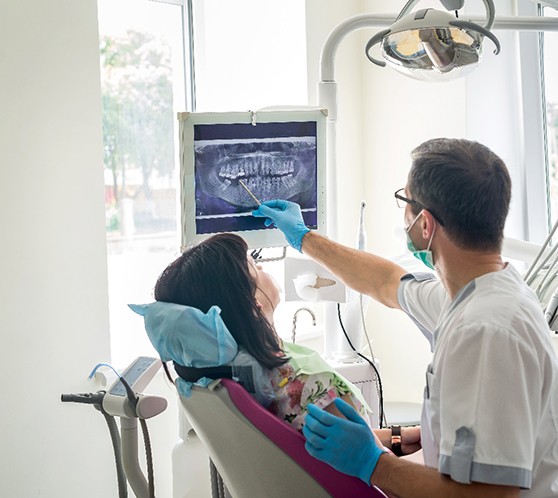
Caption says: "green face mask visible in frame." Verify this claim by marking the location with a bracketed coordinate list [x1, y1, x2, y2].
[406, 211, 436, 270]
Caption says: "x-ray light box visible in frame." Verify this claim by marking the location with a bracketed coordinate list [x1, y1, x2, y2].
[178, 109, 327, 249]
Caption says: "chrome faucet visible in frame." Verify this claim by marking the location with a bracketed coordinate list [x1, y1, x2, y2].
[291, 307, 316, 343]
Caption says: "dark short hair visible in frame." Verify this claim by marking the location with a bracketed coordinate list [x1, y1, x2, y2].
[408, 138, 511, 251]
[154, 233, 287, 369]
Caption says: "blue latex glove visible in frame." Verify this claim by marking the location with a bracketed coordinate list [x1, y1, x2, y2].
[303, 398, 386, 485]
[252, 200, 310, 252]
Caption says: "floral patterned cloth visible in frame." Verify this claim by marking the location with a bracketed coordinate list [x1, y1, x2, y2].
[266, 361, 367, 431]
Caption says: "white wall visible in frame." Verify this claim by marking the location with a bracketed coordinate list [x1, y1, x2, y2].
[0, 1, 136, 496]
[0, 1, 181, 493]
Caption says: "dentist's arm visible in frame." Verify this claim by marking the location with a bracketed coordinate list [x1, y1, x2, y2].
[252, 200, 405, 309]
[304, 400, 520, 498]
[302, 231, 405, 309]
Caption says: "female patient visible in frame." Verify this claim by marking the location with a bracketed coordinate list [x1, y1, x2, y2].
[141, 232, 419, 454]
[149, 232, 368, 428]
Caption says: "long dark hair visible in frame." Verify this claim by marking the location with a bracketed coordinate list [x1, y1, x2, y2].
[154, 233, 288, 369]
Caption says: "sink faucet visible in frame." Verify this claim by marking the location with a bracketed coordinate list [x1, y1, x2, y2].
[291, 307, 316, 343]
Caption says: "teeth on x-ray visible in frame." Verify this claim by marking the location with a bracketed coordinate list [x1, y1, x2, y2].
[196, 140, 316, 208]
[282, 174, 296, 190]
[218, 159, 295, 180]
[218, 179, 231, 192]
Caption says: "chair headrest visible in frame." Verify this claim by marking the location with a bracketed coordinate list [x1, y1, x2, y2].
[129, 301, 275, 405]
[129, 302, 238, 367]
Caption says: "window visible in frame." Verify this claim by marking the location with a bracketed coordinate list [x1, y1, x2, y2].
[191, 0, 307, 112]
[99, 0, 308, 366]
[464, 1, 558, 246]
[98, 0, 189, 366]
[542, 7, 558, 225]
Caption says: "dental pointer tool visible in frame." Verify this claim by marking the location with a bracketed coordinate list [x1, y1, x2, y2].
[238, 179, 261, 205]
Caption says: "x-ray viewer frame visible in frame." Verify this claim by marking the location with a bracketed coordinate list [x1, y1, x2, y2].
[178, 109, 327, 250]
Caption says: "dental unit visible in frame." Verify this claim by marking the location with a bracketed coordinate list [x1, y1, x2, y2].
[62, 357, 167, 498]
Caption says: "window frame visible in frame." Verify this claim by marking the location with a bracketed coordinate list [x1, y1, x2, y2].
[464, 0, 553, 246]
[518, 0, 551, 243]
[150, 0, 195, 112]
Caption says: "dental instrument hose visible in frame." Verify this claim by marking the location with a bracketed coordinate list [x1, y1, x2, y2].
[355, 200, 382, 408]
[118, 375, 156, 498]
[336, 303, 385, 428]
[60, 392, 128, 498]
[103, 412, 129, 498]
[140, 418, 155, 498]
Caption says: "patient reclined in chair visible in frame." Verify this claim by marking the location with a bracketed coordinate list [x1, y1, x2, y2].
[130, 300, 387, 497]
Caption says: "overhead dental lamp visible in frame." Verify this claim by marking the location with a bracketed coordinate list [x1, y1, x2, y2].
[365, 0, 501, 81]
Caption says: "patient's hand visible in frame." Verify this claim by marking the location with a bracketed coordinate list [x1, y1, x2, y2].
[401, 425, 421, 455]
[324, 394, 367, 417]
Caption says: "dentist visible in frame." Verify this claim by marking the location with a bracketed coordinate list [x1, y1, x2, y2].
[252, 138, 558, 497]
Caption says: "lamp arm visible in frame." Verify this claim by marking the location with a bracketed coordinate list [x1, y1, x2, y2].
[481, 0, 496, 30]
[449, 19, 501, 54]
[364, 29, 391, 67]
[320, 14, 397, 82]
[396, 0, 422, 21]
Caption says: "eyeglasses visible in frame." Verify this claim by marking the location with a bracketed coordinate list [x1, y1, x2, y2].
[394, 188, 445, 226]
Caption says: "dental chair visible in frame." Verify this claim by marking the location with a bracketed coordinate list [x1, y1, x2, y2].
[180, 378, 388, 498]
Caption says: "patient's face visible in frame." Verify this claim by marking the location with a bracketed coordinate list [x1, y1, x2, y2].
[248, 258, 281, 316]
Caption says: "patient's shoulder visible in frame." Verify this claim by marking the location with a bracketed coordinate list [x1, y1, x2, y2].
[230, 347, 275, 407]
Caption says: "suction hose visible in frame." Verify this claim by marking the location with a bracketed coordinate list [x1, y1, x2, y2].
[103, 412, 128, 498]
